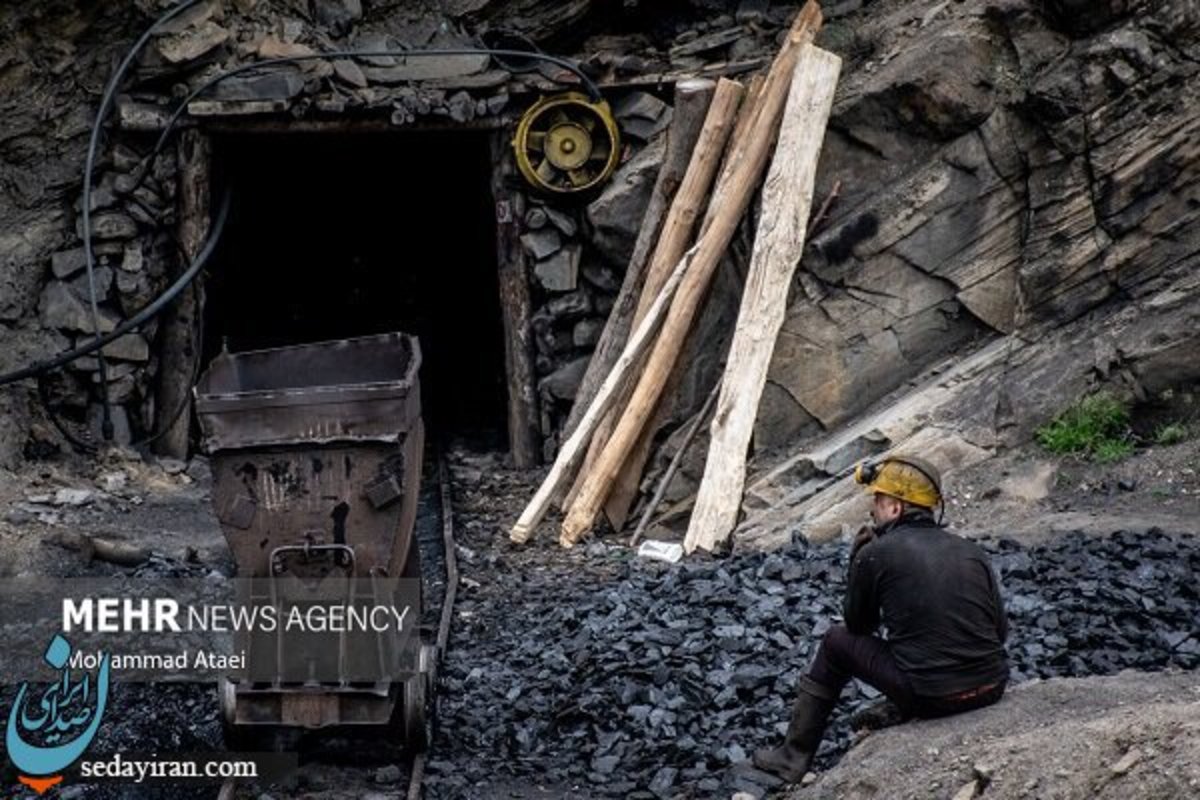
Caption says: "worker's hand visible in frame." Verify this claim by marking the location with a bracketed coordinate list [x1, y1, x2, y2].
[850, 524, 876, 562]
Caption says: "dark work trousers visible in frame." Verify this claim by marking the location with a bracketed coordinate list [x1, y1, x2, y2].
[807, 625, 1006, 719]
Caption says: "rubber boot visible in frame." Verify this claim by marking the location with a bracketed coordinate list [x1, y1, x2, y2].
[752, 676, 837, 783]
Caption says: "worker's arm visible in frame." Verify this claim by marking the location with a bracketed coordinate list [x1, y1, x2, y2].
[987, 562, 1009, 642]
[843, 547, 881, 635]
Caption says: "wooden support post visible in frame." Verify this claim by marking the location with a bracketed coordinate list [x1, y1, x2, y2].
[564, 78, 717, 438]
[629, 377, 721, 546]
[563, 78, 744, 511]
[510, 254, 693, 543]
[685, 44, 842, 554]
[595, 75, 766, 529]
[631, 79, 747, 327]
[706, 73, 766, 229]
[154, 129, 209, 458]
[603, 199, 757, 531]
[490, 134, 540, 469]
[559, 0, 825, 547]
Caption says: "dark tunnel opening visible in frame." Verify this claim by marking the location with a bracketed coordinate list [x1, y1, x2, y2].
[202, 130, 509, 451]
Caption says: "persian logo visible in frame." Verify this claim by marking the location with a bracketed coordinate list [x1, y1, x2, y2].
[5, 635, 110, 795]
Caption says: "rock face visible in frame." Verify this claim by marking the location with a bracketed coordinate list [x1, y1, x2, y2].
[790, 671, 1200, 800]
[758, 0, 1200, 451]
[0, 3, 148, 466]
[0, 0, 1197, 477]
[736, 269, 1199, 548]
[725, 0, 1200, 548]
[587, 136, 666, 268]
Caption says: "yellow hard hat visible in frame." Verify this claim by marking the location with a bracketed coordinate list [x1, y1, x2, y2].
[854, 455, 942, 509]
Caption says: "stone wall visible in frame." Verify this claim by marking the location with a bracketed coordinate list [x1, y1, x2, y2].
[0, 0, 784, 465]
[531, 95, 670, 461]
[0, 2, 149, 464]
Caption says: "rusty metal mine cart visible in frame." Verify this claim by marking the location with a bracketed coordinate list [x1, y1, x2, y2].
[195, 331, 434, 751]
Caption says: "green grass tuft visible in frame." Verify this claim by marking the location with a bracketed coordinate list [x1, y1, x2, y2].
[1036, 392, 1133, 462]
[1093, 438, 1134, 463]
[1153, 422, 1189, 446]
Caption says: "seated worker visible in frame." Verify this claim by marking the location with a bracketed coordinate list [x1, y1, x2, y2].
[753, 455, 1009, 783]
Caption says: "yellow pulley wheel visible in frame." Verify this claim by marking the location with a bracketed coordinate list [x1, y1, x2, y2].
[513, 92, 621, 195]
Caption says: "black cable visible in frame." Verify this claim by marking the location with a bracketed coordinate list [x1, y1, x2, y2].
[479, 30, 545, 73]
[82, 0, 205, 442]
[0, 191, 231, 388]
[20, 47, 593, 390]
[55, 0, 603, 451]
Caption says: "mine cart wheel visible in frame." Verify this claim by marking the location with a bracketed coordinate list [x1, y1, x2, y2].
[402, 674, 430, 753]
[218, 678, 249, 751]
[397, 644, 438, 753]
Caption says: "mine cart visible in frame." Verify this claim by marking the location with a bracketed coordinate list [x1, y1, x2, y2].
[195, 332, 433, 750]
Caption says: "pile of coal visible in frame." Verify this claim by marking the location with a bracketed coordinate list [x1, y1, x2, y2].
[426, 528, 1198, 799]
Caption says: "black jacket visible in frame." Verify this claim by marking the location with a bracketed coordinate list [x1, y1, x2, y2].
[844, 511, 1009, 696]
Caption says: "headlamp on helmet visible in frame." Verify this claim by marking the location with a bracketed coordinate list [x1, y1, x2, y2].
[853, 455, 943, 510]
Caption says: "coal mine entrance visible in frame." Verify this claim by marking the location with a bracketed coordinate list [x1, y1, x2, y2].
[203, 130, 509, 449]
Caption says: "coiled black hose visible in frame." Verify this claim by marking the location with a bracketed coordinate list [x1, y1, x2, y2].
[80, 0, 207, 441]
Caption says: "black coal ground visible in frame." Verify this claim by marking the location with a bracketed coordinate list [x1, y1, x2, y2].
[0, 475, 455, 800]
[423, 525, 1199, 799]
[3, 463, 1195, 800]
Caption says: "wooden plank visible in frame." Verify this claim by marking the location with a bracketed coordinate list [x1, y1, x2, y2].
[563, 78, 744, 509]
[510, 254, 693, 543]
[595, 59, 768, 90]
[361, 53, 491, 83]
[633, 79, 747, 328]
[559, 1, 825, 547]
[707, 73, 766, 229]
[629, 378, 721, 546]
[602, 215, 753, 530]
[600, 411, 655, 531]
[490, 134, 541, 469]
[201, 117, 506, 135]
[187, 99, 291, 117]
[153, 129, 209, 458]
[685, 44, 842, 554]
[563, 78, 718, 438]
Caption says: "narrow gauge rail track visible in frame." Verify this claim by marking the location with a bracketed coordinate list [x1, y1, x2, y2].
[407, 451, 460, 800]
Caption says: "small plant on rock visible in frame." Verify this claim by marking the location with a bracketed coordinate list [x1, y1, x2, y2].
[1153, 422, 1189, 446]
[1036, 392, 1133, 462]
[1093, 438, 1134, 463]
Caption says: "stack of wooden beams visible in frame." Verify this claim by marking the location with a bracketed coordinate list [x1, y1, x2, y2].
[511, 0, 841, 553]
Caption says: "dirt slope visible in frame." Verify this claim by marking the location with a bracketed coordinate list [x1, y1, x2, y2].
[790, 670, 1200, 800]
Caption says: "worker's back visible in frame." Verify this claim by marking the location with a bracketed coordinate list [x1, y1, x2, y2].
[846, 514, 1010, 696]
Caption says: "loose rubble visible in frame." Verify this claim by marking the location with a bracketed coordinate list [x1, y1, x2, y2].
[1, 450, 1196, 800]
